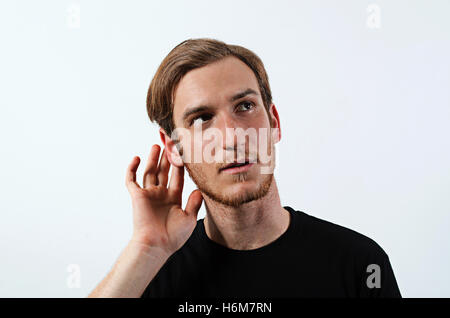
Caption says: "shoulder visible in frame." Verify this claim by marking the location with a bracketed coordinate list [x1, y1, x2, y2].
[286, 206, 389, 260]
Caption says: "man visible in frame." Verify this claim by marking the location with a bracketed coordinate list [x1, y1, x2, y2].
[89, 38, 401, 298]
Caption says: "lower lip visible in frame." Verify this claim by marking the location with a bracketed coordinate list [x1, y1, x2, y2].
[220, 163, 254, 174]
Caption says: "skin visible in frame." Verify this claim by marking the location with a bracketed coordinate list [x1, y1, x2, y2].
[165, 56, 290, 250]
[88, 56, 289, 297]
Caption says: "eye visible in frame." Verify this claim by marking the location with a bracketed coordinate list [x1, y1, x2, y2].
[236, 101, 255, 112]
[189, 113, 212, 126]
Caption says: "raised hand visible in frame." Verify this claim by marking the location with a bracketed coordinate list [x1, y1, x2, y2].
[125, 144, 203, 256]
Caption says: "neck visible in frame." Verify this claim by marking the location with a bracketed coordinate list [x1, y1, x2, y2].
[202, 177, 290, 250]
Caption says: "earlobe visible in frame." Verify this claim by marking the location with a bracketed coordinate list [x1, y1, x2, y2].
[169, 147, 184, 167]
[272, 126, 281, 144]
[159, 128, 184, 167]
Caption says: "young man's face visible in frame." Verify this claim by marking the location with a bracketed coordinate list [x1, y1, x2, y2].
[167, 56, 281, 207]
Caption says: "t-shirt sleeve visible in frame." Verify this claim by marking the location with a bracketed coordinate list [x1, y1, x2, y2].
[356, 243, 402, 298]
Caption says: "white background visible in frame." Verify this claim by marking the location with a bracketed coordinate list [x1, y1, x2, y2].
[0, 0, 449, 297]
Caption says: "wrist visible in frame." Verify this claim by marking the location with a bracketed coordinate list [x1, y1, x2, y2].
[127, 238, 172, 262]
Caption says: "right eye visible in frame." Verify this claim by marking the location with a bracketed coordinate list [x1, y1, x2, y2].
[190, 114, 212, 126]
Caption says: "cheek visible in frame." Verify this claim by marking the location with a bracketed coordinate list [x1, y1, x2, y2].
[190, 163, 217, 181]
[176, 137, 204, 164]
[253, 107, 272, 128]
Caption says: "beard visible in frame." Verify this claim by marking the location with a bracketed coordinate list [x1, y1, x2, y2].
[183, 140, 276, 208]
[185, 163, 274, 208]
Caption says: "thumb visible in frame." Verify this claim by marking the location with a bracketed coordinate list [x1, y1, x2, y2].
[184, 189, 203, 218]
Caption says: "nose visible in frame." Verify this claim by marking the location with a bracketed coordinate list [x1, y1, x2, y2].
[212, 112, 237, 149]
[215, 113, 248, 162]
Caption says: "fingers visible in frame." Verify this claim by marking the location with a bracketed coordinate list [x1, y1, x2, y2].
[156, 148, 170, 187]
[125, 156, 142, 194]
[168, 164, 185, 198]
[184, 189, 203, 218]
[143, 144, 161, 188]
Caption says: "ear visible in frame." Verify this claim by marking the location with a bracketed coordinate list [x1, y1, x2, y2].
[159, 128, 184, 168]
[268, 103, 281, 144]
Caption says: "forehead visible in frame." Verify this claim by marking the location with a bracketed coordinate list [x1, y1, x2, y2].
[172, 56, 260, 121]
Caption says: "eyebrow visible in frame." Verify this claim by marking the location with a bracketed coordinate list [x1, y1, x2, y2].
[181, 88, 259, 124]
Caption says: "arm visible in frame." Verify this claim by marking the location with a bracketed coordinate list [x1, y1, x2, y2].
[88, 144, 203, 298]
[88, 241, 170, 298]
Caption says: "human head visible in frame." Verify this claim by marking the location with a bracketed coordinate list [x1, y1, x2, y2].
[146, 38, 281, 207]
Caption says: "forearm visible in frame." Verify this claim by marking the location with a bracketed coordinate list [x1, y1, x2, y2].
[88, 240, 170, 298]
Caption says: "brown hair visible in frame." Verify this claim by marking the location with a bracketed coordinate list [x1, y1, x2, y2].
[146, 38, 273, 136]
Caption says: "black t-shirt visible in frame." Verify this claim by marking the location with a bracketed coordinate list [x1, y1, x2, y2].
[141, 206, 401, 298]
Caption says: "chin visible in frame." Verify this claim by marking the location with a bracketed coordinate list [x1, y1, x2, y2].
[200, 174, 273, 207]
[222, 178, 260, 193]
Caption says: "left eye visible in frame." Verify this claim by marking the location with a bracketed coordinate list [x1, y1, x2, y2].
[237, 101, 254, 112]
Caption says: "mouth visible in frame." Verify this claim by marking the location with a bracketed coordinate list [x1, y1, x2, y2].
[219, 160, 254, 174]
